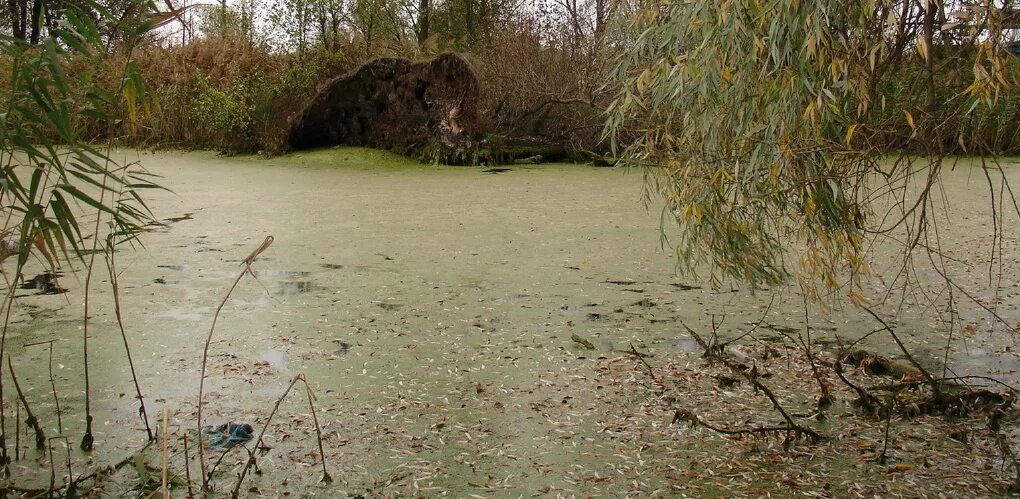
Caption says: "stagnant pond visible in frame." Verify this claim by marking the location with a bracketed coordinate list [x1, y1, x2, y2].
[4, 149, 1020, 495]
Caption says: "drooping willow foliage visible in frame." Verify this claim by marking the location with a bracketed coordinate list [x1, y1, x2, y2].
[606, 0, 1017, 297]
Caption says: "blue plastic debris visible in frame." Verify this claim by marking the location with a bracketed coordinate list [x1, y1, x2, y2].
[203, 422, 254, 450]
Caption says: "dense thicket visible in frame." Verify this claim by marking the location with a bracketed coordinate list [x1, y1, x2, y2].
[7, 2, 1020, 165]
[0, 0, 627, 156]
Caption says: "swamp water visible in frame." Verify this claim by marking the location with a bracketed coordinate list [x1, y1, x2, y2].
[5, 149, 1020, 495]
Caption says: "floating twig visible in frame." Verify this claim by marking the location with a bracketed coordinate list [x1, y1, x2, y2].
[680, 324, 822, 444]
[628, 342, 657, 383]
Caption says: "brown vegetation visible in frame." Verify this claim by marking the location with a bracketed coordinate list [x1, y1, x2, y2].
[287, 53, 481, 154]
[44, 0, 624, 162]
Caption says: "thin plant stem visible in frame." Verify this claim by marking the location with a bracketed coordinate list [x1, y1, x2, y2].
[48, 342, 60, 433]
[231, 373, 302, 498]
[63, 438, 74, 498]
[7, 355, 44, 450]
[879, 396, 896, 464]
[47, 438, 55, 496]
[198, 236, 273, 491]
[183, 433, 194, 499]
[303, 380, 332, 484]
[79, 16, 154, 451]
[106, 236, 153, 441]
[23, 339, 62, 434]
[0, 274, 25, 476]
[161, 406, 169, 499]
[800, 295, 832, 409]
[80, 210, 109, 451]
[13, 398, 18, 461]
[198, 269, 247, 491]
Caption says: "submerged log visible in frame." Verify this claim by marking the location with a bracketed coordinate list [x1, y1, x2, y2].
[287, 53, 481, 154]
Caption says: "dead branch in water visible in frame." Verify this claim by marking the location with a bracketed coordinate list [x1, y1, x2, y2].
[833, 359, 883, 415]
[230, 372, 333, 497]
[680, 323, 822, 445]
[835, 344, 1013, 418]
[672, 408, 817, 445]
[858, 306, 934, 383]
[628, 341, 658, 383]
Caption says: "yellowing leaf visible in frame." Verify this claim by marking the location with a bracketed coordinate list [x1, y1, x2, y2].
[849, 290, 869, 306]
[887, 463, 914, 473]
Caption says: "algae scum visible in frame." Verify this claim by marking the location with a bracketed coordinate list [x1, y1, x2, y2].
[5, 149, 1020, 496]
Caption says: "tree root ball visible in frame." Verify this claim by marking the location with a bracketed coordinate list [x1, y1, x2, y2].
[287, 53, 481, 153]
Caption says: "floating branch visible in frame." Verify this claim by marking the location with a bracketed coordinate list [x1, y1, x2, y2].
[672, 408, 820, 445]
[628, 341, 658, 384]
[681, 323, 822, 444]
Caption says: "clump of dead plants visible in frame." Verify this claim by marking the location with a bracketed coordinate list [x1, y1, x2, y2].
[638, 311, 1020, 493]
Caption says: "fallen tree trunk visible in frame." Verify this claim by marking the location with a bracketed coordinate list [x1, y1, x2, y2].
[287, 53, 481, 155]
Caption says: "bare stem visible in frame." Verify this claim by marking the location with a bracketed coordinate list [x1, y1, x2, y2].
[198, 268, 246, 492]
[0, 275, 24, 476]
[48, 343, 61, 433]
[231, 373, 301, 498]
[80, 228, 104, 452]
[161, 406, 169, 499]
[302, 378, 332, 484]
[106, 237, 153, 441]
[878, 394, 895, 464]
[183, 433, 194, 499]
[7, 355, 43, 450]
